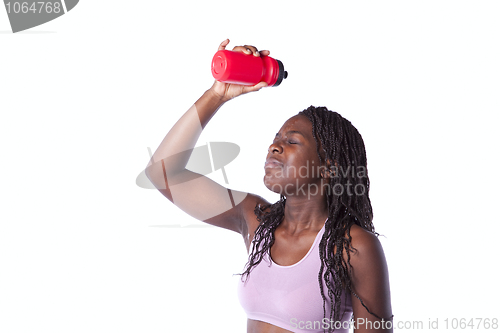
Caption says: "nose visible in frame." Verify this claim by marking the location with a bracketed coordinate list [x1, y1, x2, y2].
[268, 141, 283, 154]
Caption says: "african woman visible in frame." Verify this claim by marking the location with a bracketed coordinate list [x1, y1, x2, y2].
[145, 39, 393, 333]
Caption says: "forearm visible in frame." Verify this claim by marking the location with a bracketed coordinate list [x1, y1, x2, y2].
[145, 88, 226, 177]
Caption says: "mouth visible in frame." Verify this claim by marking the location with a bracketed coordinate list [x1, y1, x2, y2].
[264, 157, 283, 169]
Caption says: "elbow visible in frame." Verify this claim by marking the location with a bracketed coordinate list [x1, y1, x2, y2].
[144, 164, 154, 183]
[144, 164, 174, 201]
[144, 163, 167, 190]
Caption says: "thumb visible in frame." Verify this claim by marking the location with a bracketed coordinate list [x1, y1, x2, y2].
[246, 81, 268, 92]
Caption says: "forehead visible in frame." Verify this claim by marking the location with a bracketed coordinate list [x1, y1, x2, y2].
[277, 115, 325, 155]
[277, 115, 312, 136]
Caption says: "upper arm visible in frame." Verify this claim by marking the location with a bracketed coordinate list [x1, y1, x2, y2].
[146, 165, 267, 240]
[348, 225, 393, 332]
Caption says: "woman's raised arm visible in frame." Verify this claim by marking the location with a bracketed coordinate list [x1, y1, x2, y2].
[144, 40, 270, 243]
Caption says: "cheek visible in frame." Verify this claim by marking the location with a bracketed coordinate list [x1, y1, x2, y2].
[284, 156, 322, 181]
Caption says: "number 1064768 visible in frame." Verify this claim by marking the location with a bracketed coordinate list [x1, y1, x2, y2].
[5, 2, 62, 14]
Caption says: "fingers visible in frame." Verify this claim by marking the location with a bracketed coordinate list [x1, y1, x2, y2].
[218, 38, 230, 50]
[244, 45, 260, 57]
[232, 45, 257, 56]
[232, 44, 270, 57]
[259, 49, 270, 57]
[221, 40, 270, 57]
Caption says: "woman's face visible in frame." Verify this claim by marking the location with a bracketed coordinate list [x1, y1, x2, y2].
[264, 115, 325, 197]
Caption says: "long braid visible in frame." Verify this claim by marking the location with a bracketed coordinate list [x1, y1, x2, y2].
[238, 106, 380, 332]
[239, 195, 286, 277]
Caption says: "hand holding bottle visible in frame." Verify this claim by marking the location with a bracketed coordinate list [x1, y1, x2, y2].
[209, 39, 270, 103]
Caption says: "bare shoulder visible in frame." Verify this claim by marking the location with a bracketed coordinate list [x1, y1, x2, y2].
[239, 193, 271, 250]
[346, 224, 390, 281]
[239, 193, 271, 231]
[348, 224, 383, 255]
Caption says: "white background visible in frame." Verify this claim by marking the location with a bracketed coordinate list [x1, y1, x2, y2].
[1, 1, 499, 332]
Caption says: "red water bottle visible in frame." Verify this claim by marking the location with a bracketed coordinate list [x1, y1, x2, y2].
[211, 50, 288, 87]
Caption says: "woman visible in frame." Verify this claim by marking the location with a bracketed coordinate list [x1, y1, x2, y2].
[145, 39, 393, 333]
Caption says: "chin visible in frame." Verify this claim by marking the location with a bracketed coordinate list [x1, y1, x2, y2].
[263, 177, 287, 195]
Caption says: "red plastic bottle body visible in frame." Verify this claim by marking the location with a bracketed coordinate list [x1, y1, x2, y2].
[211, 50, 286, 87]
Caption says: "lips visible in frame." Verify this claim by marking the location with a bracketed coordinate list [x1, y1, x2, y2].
[264, 157, 283, 168]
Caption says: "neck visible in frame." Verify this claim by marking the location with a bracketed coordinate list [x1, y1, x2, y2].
[282, 195, 328, 234]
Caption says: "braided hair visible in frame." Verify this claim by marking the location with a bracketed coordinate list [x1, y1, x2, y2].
[239, 106, 379, 332]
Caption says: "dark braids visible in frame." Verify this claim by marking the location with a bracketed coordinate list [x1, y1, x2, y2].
[239, 106, 386, 332]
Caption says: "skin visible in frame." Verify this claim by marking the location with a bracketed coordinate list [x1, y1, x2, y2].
[146, 40, 392, 333]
